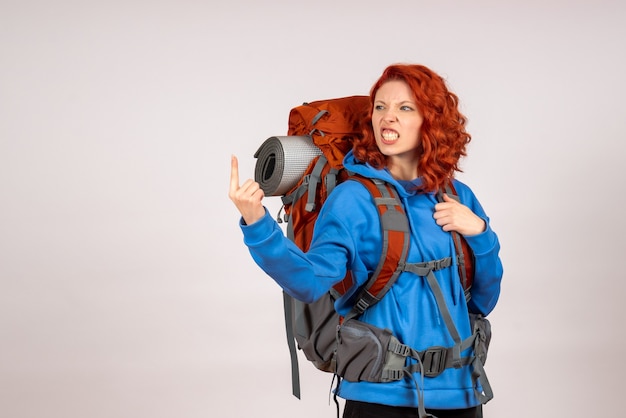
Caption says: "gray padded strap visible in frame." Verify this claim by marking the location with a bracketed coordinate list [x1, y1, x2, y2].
[344, 179, 410, 321]
[438, 185, 472, 302]
[325, 168, 339, 195]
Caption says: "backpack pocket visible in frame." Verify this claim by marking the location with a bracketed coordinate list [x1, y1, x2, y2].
[335, 319, 405, 383]
[293, 293, 341, 373]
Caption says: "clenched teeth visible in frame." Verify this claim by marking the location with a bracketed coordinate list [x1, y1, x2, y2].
[382, 130, 399, 141]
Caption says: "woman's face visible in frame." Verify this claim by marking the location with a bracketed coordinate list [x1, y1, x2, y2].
[372, 80, 424, 161]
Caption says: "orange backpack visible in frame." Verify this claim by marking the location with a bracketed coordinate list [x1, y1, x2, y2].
[280, 95, 371, 252]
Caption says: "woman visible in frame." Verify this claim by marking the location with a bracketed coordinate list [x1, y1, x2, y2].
[229, 64, 503, 418]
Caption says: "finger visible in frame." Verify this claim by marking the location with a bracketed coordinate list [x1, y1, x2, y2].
[434, 201, 453, 213]
[239, 178, 260, 197]
[434, 213, 449, 225]
[433, 209, 444, 219]
[229, 155, 240, 193]
[435, 216, 455, 232]
[442, 193, 459, 204]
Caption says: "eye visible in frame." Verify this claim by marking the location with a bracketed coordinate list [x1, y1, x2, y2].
[400, 105, 414, 111]
[374, 104, 385, 111]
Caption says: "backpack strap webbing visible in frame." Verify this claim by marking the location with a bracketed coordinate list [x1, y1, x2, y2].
[280, 154, 330, 215]
[282, 292, 301, 398]
[282, 161, 326, 398]
[343, 176, 410, 321]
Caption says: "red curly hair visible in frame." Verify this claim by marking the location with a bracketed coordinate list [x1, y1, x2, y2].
[353, 64, 471, 193]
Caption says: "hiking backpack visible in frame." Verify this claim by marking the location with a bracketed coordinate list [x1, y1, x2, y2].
[253, 96, 492, 415]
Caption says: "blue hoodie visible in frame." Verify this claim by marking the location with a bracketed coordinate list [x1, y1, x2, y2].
[240, 150, 503, 409]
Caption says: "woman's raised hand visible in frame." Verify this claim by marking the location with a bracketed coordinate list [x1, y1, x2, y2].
[229, 155, 266, 225]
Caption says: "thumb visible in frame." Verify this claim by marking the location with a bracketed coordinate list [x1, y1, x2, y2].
[442, 193, 459, 203]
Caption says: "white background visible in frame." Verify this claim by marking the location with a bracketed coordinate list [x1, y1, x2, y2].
[1, 1, 625, 417]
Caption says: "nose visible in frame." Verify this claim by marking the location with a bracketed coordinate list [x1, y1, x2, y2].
[382, 108, 398, 122]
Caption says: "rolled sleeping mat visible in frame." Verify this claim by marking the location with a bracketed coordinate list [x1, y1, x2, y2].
[254, 136, 323, 196]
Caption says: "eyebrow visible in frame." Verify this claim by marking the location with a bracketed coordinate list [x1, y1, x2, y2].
[374, 100, 416, 105]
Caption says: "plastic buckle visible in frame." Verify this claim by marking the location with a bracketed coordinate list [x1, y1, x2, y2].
[431, 258, 448, 271]
[422, 347, 448, 377]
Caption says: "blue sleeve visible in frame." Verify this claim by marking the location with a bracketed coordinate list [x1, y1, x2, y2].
[452, 180, 504, 316]
[239, 206, 354, 303]
[239, 181, 383, 304]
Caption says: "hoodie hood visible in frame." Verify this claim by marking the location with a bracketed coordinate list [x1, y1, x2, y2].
[343, 150, 423, 198]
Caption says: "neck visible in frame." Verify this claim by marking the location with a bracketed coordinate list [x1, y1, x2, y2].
[387, 157, 419, 181]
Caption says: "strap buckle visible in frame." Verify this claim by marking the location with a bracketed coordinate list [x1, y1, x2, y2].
[431, 257, 451, 271]
[421, 346, 448, 377]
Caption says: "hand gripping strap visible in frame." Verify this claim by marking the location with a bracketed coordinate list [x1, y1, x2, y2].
[345, 177, 410, 320]
[438, 182, 475, 300]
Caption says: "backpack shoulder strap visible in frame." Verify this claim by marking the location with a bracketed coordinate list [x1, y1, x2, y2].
[344, 175, 410, 320]
[437, 181, 475, 301]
